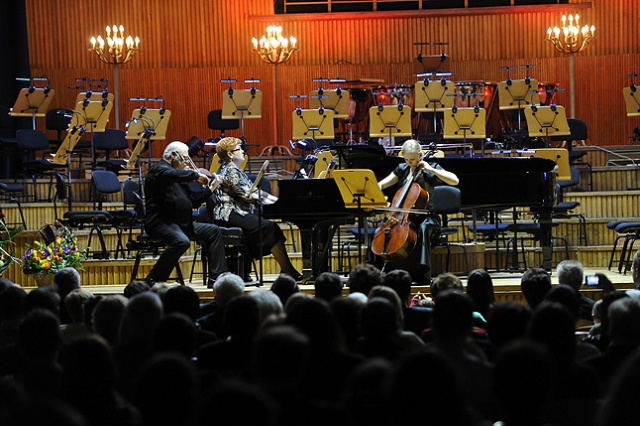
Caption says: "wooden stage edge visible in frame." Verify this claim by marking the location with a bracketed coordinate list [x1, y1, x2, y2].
[25, 267, 637, 303]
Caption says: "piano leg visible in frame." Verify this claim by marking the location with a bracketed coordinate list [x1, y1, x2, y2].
[538, 209, 554, 272]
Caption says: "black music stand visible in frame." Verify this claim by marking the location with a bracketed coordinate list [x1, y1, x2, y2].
[125, 109, 171, 199]
[332, 169, 387, 265]
[368, 105, 412, 145]
[292, 108, 336, 141]
[414, 79, 455, 134]
[9, 87, 55, 129]
[222, 88, 262, 140]
[443, 106, 487, 146]
[524, 105, 570, 147]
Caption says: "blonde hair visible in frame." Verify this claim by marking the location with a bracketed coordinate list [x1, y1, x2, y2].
[400, 139, 421, 156]
[216, 137, 241, 163]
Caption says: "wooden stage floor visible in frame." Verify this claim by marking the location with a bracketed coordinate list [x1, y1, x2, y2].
[76, 267, 636, 303]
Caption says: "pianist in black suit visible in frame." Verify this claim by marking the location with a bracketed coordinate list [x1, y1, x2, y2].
[378, 139, 459, 284]
[207, 137, 301, 281]
[144, 141, 228, 288]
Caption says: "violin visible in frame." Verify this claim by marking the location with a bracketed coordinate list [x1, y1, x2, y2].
[371, 164, 429, 261]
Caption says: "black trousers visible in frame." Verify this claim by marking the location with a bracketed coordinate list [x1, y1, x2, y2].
[146, 221, 227, 284]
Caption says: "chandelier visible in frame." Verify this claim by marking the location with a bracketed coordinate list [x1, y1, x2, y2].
[252, 26, 297, 65]
[89, 25, 140, 65]
[546, 14, 595, 54]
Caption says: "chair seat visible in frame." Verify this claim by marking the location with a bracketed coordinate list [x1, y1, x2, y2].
[0, 182, 24, 194]
[614, 222, 640, 233]
[64, 210, 113, 223]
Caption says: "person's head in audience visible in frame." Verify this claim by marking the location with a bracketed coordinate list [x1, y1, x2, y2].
[596, 350, 640, 425]
[123, 279, 151, 298]
[383, 269, 413, 306]
[253, 324, 310, 390]
[23, 286, 61, 317]
[527, 301, 577, 367]
[597, 291, 630, 347]
[19, 308, 61, 365]
[358, 297, 401, 342]
[283, 291, 314, 315]
[270, 273, 299, 307]
[0, 284, 26, 322]
[92, 295, 128, 347]
[149, 282, 177, 301]
[348, 263, 384, 296]
[494, 340, 556, 426]
[368, 285, 405, 328]
[543, 284, 580, 323]
[152, 312, 198, 358]
[466, 269, 495, 318]
[314, 271, 343, 302]
[520, 267, 552, 310]
[487, 301, 532, 351]
[556, 259, 585, 293]
[64, 288, 95, 325]
[430, 273, 463, 300]
[432, 290, 474, 343]
[164, 285, 200, 322]
[0, 277, 14, 293]
[248, 288, 284, 323]
[198, 380, 277, 426]
[223, 295, 261, 339]
[285, 296, 344, 354]
[608, 296, 640, 346]
[342, 357, 394, 426]
[53, 267, 81, 294]
[330, 296, 364, 352]
[213, 272, 245, 307]
[592, 299, 603, 325]
[121, 291, 163, 344]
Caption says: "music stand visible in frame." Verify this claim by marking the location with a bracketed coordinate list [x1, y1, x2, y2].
[9, 87, 55, 129]
[72, 99, 113, 169]
[524, 105, 570, 146]
[49, 126, 86, 210]
[309, 90, 349, 118]
[623, 87, 640, 117]
[313, 150, 335, 178]
[530, 148, 571, 181]
[368, 105, 412, 144]
[443, 106, 487, 145]
[221, 88, 262, 140]
[498, 78, 540, 130]
[332, 169, 388, 264]
[414, 79, 455, 134]
[292, 108, 336, 140]
[125, 109, 172, 198]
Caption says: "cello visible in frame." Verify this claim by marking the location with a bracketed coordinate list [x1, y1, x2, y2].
[371, 165, 429, 261]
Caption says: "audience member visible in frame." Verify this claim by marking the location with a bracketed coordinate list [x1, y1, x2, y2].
[430, 272, 463, 299]
[123, 280, 150, 299]
[632, 249, 640, 290]
[23, 286, 60, 317]
[53, 267, 82, 325]
[347, 263, 383, 296]
[197, 272, 245, 339]
[465, 268, 495, 321]
[329, 296, 364, 353]
[270, 273, 299, 307]
[163, 285, 216, 346]
[314, 271, 344, 302]
[91, 295, 128, 347]
[383, 268, 432, 336]
[485, 301, 532, 360]
[247, 288, 284, 323]
[341, 357, 394, 426]
[520, 267, 552, 310]
[60, 288, 95, 345]
[557, 259, 594, 321]
[0, 284, 27, 346]
[596, 349, 640, 426]
[151, 312, 199, 359]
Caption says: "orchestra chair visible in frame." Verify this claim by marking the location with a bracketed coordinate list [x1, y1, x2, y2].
[93, 129, 129, 173]
[606, 220, 640, 274]
[0, 182, 27, 230]
[505, 213, 569, 271]
[15, 129, 67, 202]
[189, 206, 247, 284]
[551, 118, 592, 190]
[466, 210, 510, 271]
[127, 192, 184, 285]
[553, 168, 587, 246]
[431, 185, 469, 275]
[208, 109, 239, 140]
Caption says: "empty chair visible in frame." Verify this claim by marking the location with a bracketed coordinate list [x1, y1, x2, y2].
[208, 109, 239, 141]
[46, 108, 92, 175]
[16, 128, 67, 201]
[607, 220, 640, 274]
[431, 185, 468, 275]
[0, 182, 27, 230]
[553, 167, 587, 246]
[93, 129, 129, 173]
[552, 118, 591, 189]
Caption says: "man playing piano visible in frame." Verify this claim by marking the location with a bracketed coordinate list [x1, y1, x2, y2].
[378, 139, 459, 284]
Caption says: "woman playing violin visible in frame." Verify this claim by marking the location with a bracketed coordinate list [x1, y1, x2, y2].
[377, 139, 459, 285]
[207, 137, 302, 282]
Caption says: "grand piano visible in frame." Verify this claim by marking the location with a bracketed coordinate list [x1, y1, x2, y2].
[263, 147, 557, 277]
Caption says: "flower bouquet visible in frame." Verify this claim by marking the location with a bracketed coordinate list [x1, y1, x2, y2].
[23, 222, 88, 279]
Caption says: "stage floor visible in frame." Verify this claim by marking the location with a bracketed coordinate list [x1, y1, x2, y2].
[78, 267, 636, 302]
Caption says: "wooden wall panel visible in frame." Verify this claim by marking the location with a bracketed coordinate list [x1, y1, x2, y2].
[24, 0, 640, 157]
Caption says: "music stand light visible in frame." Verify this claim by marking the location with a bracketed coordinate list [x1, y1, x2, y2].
[524, 105, 571, 147]
[309, 90, 349, 118]
[368, 105, 412, 142]
[443, 106, 487, 142]
[10, 87, 55, 129]
[292, 108, 336, 140]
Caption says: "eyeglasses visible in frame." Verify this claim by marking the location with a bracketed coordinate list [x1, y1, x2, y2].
[231, 147, 242, 153]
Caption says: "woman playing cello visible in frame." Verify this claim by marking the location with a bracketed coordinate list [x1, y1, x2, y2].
[377, 139, 459, 285]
